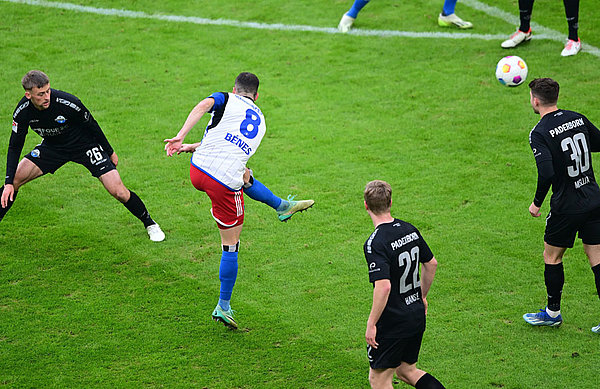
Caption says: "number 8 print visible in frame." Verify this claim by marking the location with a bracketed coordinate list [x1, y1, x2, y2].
[239, 109, 261, 139]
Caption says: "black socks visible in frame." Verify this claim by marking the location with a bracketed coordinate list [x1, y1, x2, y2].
[545, 263, 564, 312]
[123, 190, 155, 227]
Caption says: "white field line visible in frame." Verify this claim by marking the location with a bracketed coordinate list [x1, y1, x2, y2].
[2, 0, 598, 57]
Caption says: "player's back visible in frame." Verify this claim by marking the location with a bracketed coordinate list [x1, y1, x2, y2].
[192, 92, 266, 191]
[530, 109, 600, 213]
[364, 219, 434, 337]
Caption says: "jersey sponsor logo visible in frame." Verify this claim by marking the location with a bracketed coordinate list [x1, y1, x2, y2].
[224, 132, 252, 155]
[549, 118, 584, 138]
[368, 262, 380, 274]
[31, 149, 40, 158]
[13, 101, 30, 119]
[84, 111, 90, 121]
[55, 115, 67, 124]
[12, 120, 18, 133]
[390, 232, 419, 250]
[532, 147, 542, 158]
[31, 126, 67, 137]
[56, 98, 81, 112]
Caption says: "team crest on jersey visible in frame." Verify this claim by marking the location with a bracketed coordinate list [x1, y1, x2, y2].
[12, 120, 18, 133]
[55, 115, 66, 124]
[31, 149, 40, 158]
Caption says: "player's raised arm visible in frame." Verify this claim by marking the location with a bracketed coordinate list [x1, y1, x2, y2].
[164, 97, 214, 156]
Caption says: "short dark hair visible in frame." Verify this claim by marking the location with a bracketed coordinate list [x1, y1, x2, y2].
[22, 70, 50, 91]
[235, 72, 259, 95]
[529, 78, 559, 106]
[364, 180, 392, 215]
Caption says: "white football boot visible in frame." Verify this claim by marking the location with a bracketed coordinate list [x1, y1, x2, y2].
[501, 28, 532, 48]
[561, 38, 581, 57]
[146, 223, 165, 242]
[338, 14, 355, 33]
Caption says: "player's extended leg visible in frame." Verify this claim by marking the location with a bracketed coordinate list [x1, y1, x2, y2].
[583, 244, 600, 333]
[338, 0, 370, 33]
[396, 362, 445, 388]
[0, 158, 44, 222]
[368, 367, 395, 389]
[523, 243, 566, 327]
[560, 0, 581, 56]
[212, 224, 243, 330]
[98, 170, 165, 242]
[243, 168, 314, 222]
[501, 0, 534, 48]
[438, 0, 473, 29]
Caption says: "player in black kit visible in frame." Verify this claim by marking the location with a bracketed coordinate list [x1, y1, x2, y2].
[524, 78, 600, 334]
[1, 70, 165, 242]
[363, 180, 444, 388]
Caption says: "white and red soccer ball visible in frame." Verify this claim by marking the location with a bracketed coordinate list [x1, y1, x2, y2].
[496, 56, 528, 87]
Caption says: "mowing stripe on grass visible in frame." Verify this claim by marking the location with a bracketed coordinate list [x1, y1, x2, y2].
[2, 0, 599, 57]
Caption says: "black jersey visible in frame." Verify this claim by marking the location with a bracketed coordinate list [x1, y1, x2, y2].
[529, 110, 600, 214]
[364, 218, 434, 338]
[6, 89, 113, 185]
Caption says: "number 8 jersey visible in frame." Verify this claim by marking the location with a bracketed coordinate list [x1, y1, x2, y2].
[529, 109, 600, 214]
[192, 92, 266, 191]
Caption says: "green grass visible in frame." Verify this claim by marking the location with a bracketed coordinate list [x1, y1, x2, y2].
[1, 0, 600, 387]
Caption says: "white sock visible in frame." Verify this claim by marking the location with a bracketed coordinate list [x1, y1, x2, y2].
[546, 307, 561, 318]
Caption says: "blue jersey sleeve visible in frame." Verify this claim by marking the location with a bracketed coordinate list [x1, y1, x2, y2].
[208, 92, 227, 113]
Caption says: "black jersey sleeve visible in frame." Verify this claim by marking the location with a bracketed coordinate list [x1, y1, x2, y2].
[417, 231, 434, 263]
[533, 160, 554, 207]
[529, 130, 554, 206]
[364, 229, 391, 283]
[5, 105, 30, 185]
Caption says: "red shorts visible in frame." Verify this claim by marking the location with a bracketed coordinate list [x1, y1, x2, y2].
[190, 165, 244, 229]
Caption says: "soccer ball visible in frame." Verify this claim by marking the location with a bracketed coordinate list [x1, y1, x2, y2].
[495, 56, 528, 87]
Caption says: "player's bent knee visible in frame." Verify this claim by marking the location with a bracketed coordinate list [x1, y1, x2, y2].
[109, 187, 130, 202]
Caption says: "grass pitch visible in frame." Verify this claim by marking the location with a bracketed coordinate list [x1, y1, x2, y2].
[1, 0, 599, 387]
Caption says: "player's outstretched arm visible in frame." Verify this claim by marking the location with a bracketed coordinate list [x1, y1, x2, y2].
[164, 98, 214, 156]
[178, 143, 202, 154]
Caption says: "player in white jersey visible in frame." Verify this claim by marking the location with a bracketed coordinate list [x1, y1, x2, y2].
[190, 91, 266, 190]
[164, 73, 313, 329]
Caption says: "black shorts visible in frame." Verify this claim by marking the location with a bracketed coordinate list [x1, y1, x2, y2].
[24, 143, 116, 178]
[545, 207, 600, 248]
[367, 331, 423, 370]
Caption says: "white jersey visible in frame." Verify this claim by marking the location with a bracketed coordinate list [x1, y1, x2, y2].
[191, 92, 266, 190]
